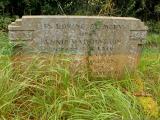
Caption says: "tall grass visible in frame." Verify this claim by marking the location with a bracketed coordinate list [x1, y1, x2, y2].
[0, 32, 159, 119]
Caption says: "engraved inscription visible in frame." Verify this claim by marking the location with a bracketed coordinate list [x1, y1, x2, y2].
[37, 23, 127, 30]
[34, 22, 127, 55]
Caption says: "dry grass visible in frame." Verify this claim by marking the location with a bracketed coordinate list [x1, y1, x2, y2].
[0, 32, 159, 119]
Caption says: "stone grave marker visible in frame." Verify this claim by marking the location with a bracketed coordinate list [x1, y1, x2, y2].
[8, 16, 148, 78]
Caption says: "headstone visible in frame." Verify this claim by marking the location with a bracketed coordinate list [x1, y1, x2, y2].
[8, 16, 148, 78]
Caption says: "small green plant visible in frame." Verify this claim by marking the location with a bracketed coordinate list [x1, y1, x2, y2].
[146, 21, 160, 34]
[0, 32, 13, 55]
[0, 16, 15, 32]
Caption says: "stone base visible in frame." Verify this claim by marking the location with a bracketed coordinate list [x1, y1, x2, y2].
[11, 53, 139, 79]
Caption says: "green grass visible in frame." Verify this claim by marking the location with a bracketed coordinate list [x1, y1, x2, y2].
[0, 32, 159, 119]
[146, 33, 160, 46]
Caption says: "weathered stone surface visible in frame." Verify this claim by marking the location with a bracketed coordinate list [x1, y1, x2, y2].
[8, 16, 148, 78]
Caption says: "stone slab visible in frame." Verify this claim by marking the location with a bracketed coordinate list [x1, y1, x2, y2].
[8, 16, 148, 78]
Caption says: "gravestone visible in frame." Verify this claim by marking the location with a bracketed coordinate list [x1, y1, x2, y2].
[8, 16, 148, 78]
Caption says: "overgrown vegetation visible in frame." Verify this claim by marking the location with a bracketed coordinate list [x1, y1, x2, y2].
[0, 0, 159, 21]
[0, 0, 159, 119]
[0, 31, 159, 119]
[0, 16, 16, 32]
